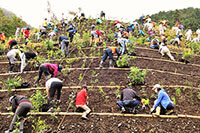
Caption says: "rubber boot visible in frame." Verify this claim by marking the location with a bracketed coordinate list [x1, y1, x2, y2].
[109, 59, 113, 68]
[152, 107, 161, 117]
[99, 60, 103, 68]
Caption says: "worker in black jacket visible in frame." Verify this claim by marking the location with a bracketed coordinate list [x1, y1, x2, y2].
[5, 95, 32, 133]
[117, 86, 143, 113]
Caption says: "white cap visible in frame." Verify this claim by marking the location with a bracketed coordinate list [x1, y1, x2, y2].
[152, 84, 161, 90]
[9, 96, 14, 103]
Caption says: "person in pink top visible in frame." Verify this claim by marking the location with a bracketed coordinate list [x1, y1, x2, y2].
[76, 84, 91, 120]
[34, 63, 63, 84]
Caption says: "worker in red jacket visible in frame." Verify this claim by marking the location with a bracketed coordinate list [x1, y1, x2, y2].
[24, 27, 30, 45]
[34, 63, 63, 84]
[76, 84, 91, 120]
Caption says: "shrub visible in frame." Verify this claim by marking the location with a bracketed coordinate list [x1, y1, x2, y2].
[182, 49, 194, 61]
[116, 54, 133, 67]
[30, 90, 47, 112]
[128, 67, 147, 85]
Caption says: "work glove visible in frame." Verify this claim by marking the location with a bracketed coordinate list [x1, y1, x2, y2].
[86, 101, 89, 105]
[150, 108, 154, 113]
[142, 104, 146, 110]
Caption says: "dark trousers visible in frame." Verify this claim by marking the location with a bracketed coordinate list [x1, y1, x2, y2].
[160, 102, 174, 115]
[49, 81, 63, 102]
[102, 48, 113, 62]
[69, 32, 74, 42]
[36, 65, 49, 82]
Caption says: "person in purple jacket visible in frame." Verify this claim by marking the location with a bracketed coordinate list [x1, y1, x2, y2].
[150, 84, 175, 116]
[34, 63, 63, 84]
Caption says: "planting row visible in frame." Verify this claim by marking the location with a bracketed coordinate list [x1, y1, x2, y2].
[0, 113, 200, 132]
[0, 69, 199, 89]
[1, 57, 200, 78]
[0, 86, 199, 115]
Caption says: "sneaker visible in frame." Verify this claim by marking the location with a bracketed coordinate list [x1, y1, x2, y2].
[81, 116, 89, 120]
[47, 107, 54, 113]
[9, 71, 13, 73]
[5, 129, 11, 133]
[121, 107, 126, 113]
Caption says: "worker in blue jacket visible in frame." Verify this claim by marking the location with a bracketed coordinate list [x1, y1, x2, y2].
[151, 84, 175, 116]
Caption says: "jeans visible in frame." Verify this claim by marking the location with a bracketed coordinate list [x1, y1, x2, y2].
[150, 44, 159, 49]
[117, 100, 140, 108]
[61, 39, 69, 56]
[102, 48, 113, 62]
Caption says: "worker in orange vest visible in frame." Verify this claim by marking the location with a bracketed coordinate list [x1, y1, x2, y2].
[0, 32, 6, 44]
[99, 47, 120, 68]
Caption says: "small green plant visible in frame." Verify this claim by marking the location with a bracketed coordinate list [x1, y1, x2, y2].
[30, 90, 47, 112]
[116, 54, 132, 67]
[109, 81, 115, 86]
[3, 78, 21, 94]
[175, 87, 181, 96]
[128, 67, 147, 85]
[32, 117, 48, 133]
[142, 98, 149, 105]
[182, 49, 194, 62]
[99, 87, 105, 97]
[172, 97, 176, 105]
[68, 91, 76, 111]
[44, 39, 54, 50]
[115, 86, 121, 99]
[197, 91, 200, 100]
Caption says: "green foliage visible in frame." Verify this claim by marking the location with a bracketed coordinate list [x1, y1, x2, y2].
[68, 91, 76, 110]
[116, 54, 132, 67]
[197, 92, 200, 100]
[30, 90, 47, 112]
[172, 97, 176, 105]
[126, 40, 136, 55]
[175, 87, 181, 96]
[0, 9, 27, 37]
[32, 117, 48, 133]
[115, 86, 120, 98]
[3, 78, 20, 94]
[44, 39, 54, 50]
[128, 67, 147, 85]
[182, 49, 194, 61]
[142, 98, 149, 105]
[149, 7, 200, 31]
[99, 87, 105, 97]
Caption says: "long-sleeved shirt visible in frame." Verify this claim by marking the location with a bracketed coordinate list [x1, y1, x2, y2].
[121, 87, 141, 101]
[153, 89, 173, 109]
[43, 63, 58, 77]
[59, 36, 68, 44]
[117, 38, 128, 55]
[11, 95, 30, 113]
[7, 49, 22, 60]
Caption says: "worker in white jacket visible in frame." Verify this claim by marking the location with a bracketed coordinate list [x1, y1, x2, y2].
[185, 29, 192, 41]
[7, 49, 22, 73]
[159, 42, 175, 61]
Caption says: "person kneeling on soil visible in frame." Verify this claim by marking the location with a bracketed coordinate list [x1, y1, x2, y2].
[5, 95, 32, 133]
[59, 35, 70, 57]
[99, 47, 121, 68]
[45, 78, 63, 104]
[117, 86, 144, 114]
[159, 40, 175, 61]
[150, 84, 175, 116]
[20, 51, 37, 74]
[7, 48, 23, 73]
[75, 84, 91, 120]
[34, 63, 63, 84]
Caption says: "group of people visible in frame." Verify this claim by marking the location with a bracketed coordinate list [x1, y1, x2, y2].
[4, 12, 199, 133]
